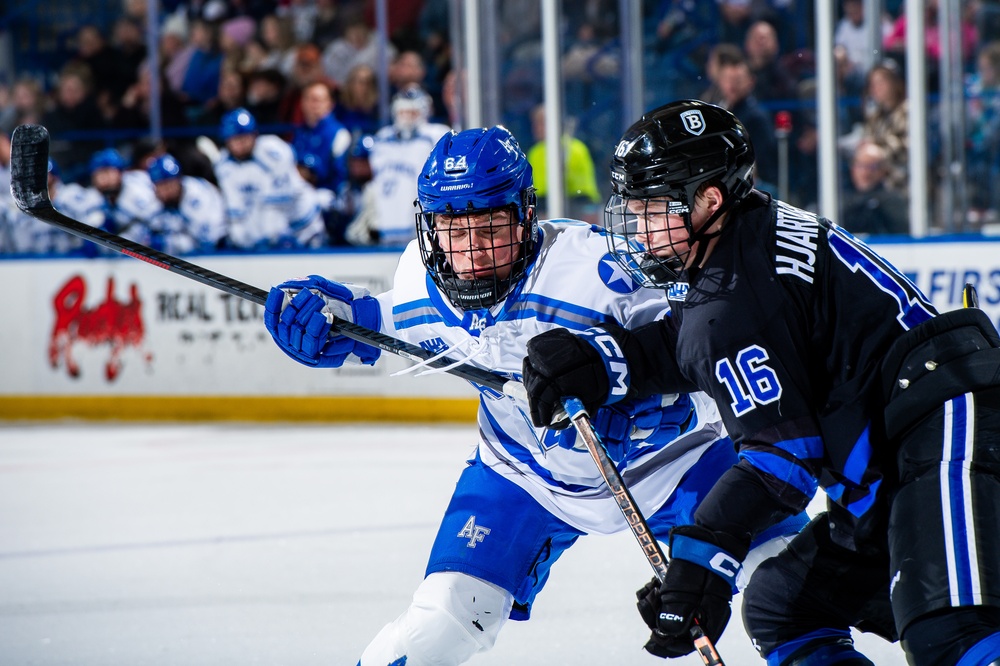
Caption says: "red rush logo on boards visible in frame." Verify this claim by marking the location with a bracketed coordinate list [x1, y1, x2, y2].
[49, 275, 152, 381]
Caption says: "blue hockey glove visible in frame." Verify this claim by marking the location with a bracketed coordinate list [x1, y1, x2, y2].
[264, 275, 381, 368]
[592, 393, 694, 463]
[636, 525, 749, 658]
[523, 326, 631, 429]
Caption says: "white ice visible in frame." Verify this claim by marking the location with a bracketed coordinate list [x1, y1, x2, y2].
[0, 422, 907, 665]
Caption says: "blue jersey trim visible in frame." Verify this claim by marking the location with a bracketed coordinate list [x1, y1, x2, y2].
[846, 478, 880, 516]
[510, 293, 607, 325]
[740, 449, 819, 498]
[946, 395, 975, 606]
[393, 297, 446, 329]
[955, 631, 1000, 666]
[827, 228, 935, 331]
[481, 406, 592, 494]
[764, 628, 856, 666]
[842, 426, 873, 486]
[750, 512, 808, 550]
[773, 435, 824, 461]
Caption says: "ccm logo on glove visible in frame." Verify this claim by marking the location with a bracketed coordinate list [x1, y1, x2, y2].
[710, 552, 742, 579]
[578, 328, 630, 400]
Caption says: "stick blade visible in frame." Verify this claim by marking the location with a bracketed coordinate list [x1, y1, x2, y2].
[10, 124, 53, 213]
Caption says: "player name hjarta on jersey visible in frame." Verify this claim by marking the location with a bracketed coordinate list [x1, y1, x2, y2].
[774, 201, 819, 285]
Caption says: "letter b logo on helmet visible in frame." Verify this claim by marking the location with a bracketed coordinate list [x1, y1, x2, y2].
[680, 110, 706, 135]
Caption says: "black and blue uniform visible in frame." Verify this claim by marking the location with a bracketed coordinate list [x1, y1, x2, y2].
[608, 190, 1000, 666]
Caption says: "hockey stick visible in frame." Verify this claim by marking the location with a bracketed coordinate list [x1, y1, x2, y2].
[13, 123, 717, 659]
[562, 397, 725, 666]
[9, 123, 521, 397]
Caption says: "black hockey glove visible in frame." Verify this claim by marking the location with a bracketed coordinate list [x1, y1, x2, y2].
[636, 525, 749, 658]
[523, 326, 629, 428]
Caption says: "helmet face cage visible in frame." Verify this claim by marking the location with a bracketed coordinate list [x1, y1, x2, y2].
[415, 126, 538, 310]
[416, 192, 535, 311]
[604, 193, 693, 288]
[604, 100, 755, 287]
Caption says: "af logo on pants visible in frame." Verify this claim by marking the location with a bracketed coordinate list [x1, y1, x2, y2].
[458, 515, 491, 548]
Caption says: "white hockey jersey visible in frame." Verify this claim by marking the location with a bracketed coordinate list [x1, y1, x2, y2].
[357, 123, 451, 246]
[101, 170, 162, 242]
[215, 134, 325, 249]
[0, 182, 99, 254]
[144, 176, 227, 255]
[372, 220, 726, 534]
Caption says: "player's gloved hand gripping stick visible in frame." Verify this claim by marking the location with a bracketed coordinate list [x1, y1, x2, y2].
[12, 123, 723, 663]
[525, 330, 725, 663]
[560, 398, 725, 666]
[8, 124, 521, 398]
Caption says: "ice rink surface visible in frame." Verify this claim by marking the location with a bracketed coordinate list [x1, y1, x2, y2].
[0, 422, 908, 665]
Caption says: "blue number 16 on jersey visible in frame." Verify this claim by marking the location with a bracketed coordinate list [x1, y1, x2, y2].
[714, 345, 783, 416]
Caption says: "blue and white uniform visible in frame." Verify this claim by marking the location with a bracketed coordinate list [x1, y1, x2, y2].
[0, 181, 97, 254]
[378, 220, 722, 534]
[101, 170, 162, 242]
[354, 221, 801, 666]
[263, 125, 804, 666]
[350, 122, 451, 247]
[214, 134, 326, 249]
[83, 169, 163, 257]
[145, 176, 226, 255]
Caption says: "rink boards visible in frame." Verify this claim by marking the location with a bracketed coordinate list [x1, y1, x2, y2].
[1, 238, 999, 422]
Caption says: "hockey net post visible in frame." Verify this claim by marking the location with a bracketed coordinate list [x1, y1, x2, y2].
[9, 123, 519, 395]
[561, 397, 725, 666]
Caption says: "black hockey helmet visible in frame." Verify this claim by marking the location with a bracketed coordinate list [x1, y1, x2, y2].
[604, 100, 756, 286]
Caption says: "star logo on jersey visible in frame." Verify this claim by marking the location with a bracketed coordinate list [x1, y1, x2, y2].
[598, 253, 640, 294]
[457, 515, 491, 548]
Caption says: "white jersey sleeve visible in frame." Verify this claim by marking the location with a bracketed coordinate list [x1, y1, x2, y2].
[215, 135, 325, 249]
[180, 176, 227, 250]
[54, 183, 104, 230]
[115, 171, 162, 235]
[379, 221, 725, 534]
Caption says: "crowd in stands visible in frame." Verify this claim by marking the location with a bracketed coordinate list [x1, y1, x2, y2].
[2, 0, 1000, 256]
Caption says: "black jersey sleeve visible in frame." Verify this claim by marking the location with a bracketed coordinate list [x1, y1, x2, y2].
[692, 460, 803, 545]
[603, 316, 702, 397]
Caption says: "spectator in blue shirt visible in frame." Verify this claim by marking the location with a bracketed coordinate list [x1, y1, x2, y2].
[292, 81, 353, 245]
[179, 18, 224, 110]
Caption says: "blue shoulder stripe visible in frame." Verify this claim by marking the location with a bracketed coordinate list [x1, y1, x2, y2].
[841, 426, 873, 486]
[393, 298, 445, 329]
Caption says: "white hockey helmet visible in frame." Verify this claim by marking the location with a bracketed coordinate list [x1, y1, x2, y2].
[391, 85, 432, 135]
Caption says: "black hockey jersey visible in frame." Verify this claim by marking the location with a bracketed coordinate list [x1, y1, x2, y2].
[621, 191, 937, 537]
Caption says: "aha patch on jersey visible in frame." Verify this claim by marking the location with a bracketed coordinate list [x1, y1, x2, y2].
[667, 282, 689, 301]
[598, 253, 640, 293]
